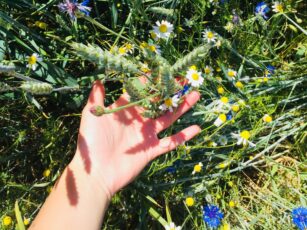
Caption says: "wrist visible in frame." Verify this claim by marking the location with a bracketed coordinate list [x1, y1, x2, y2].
[69, 153, 112, 201]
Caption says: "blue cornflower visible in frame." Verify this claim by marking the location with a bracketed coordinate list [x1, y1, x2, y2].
[266, 65, 275, 77]
[226, 111, 233, 120]
[292, 207, 307, 230]
[176, 85, 190, 97]
[255, 2, 270, 20]
[203, 204, 224, 228]
[58, 0, 91, 20]
[165, 166, 176, 173]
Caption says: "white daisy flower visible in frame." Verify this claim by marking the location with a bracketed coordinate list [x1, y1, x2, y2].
[204, 65, 214, 77]
[148, 43, 161, 55]
[224, 22, 234, 32]
[272, 2, 284, 13]
[153, 20, 174, 40]
[214, 114, 227, 127]
[150, 30, 159, 41]
[26, 53, 42, 71]
[118, 46, 128, 56]
[159, 95, 180, 113]
[202, 29, 216, 43]
[164, 222, 181, 230]
[124, 43, 134, 54]
[231, 130, 256, 147]
[227, 69, 237, 79]
[215, 40, 222, 49]
[186, 69, 204, 87]
[218, 135, 228, 146]
[215, 96, 230, 112]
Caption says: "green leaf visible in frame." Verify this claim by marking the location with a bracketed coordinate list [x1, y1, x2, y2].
[14, 200, 25, 230]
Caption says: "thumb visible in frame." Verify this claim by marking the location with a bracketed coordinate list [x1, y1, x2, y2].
[87, 80, 105, 107]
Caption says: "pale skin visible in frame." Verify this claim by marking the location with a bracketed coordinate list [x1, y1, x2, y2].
[30, 80, 201, 230]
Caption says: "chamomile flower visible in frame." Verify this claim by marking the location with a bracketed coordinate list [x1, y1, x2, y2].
[124, 43, 134, 54]
[215, 96, 230, 113]
[148, 43, 161, 55]
[2, 216, 12, 226]
[186, 69, 204, 87]
[263, 114, 273, 123]
[215, 39, 222, 49]
[153, 20, 174, 40]
[192, 162, 203, 175]
[227, 69, 237, 79]
[118, 46, 128, 56]
[255, 2, 270, 19]
[232, 130, 256, 147]
[150, 31, 159, 41]
[164, 222, 182, 230]
[23, 217, 31, 226]
[185, 197, 195, 207]
[224, 22, 234, 32]
[272, 2, 284, 13]
[214, 114, 227, 127]
[235, 81, 244, 89]
[202, 29, 216, 43]
[204, 65, 214, 77]
[218, 135, 228, 145]
[26, 53, 42, 71]
[217, 86, 225, 94]
[231, 104, 240, 112]
[159, 95, 180, 113]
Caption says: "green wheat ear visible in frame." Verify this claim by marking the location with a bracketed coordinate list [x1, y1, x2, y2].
[71, 43, 140, 75]
[20, 82, 53, 95]
[124, 78, 147, 102]
[170, 44, 211, 74]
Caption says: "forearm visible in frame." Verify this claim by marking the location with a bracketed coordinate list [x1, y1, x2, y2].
[30, 155, 110, 230]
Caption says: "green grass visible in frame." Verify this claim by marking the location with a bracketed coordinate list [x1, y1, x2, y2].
[0, 0, 306, 229]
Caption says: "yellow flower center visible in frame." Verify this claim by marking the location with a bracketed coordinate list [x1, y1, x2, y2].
[228, 70, 236, 77]
[150, 31, 157, 39]
[240, 130, 251, 140]
[205, 67, 211, 74]
[263, 77, 268, 83]
[159, 24, 168, 33]
[43, 169, 51, 178]
[125, 43, 133, 50]
[164, 98, 173, 107]
[189, 65, 197, 70]
[194, 164, 202, 172]
[222, 223, 231, 230]
[28, 55, 37, 65]
[263, 115, 272, 123]
[118, 47, 127, 55]
[140, 42, 148, 49]
[229, 200, 236, 208]
[219, 114, 227, 122]
[186, 197, 195, 206]
[217, 86, 225, 94]
[2, 216, 12, 226]
[149, 45, 156, 52]
[24, 218, 30, 226]
[207, 31, 214, 39]
[276, 4, 283, 12]
[221, 96, 229, 104]
[235, 81, 243, 88]
[231, 104, 240, 112]
[191, 73, 199, 80]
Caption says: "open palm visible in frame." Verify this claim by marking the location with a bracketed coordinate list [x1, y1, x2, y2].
[74, 81, 200, 196]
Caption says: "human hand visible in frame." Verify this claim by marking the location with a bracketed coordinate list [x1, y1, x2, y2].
[72, 80, 200, 198]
